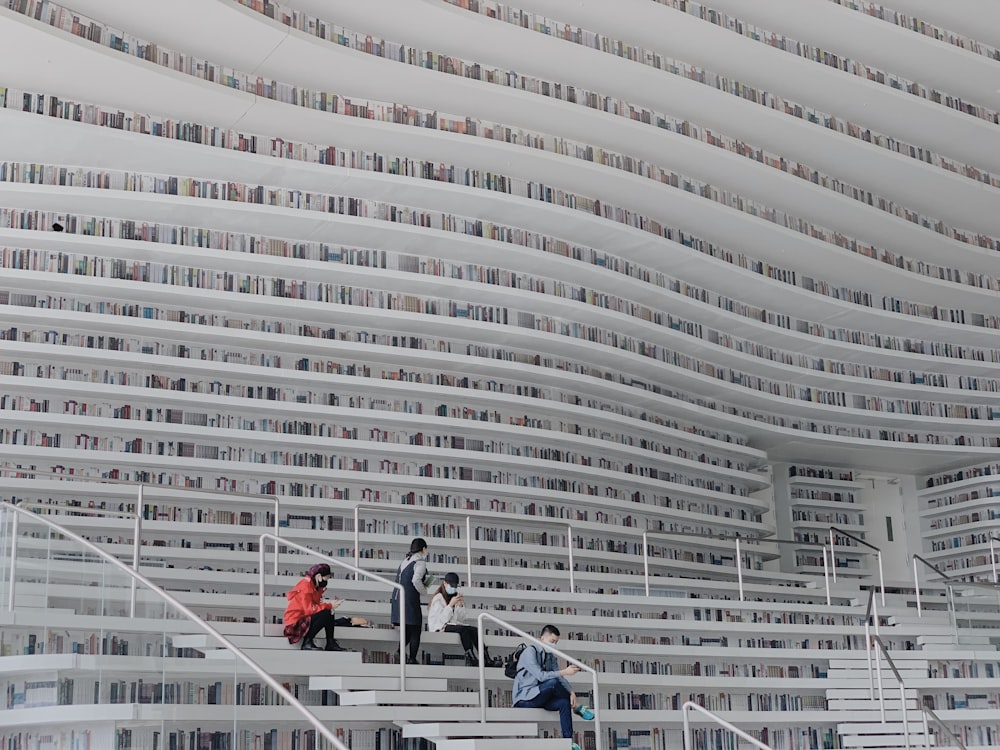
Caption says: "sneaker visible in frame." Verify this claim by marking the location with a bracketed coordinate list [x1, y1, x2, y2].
[571, 743, 582, 750]
[573, 705, 595, 721]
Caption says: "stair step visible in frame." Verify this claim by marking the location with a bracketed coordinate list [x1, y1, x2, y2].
[839, 737, 930, 748]
[173, 634, 296, 650]
[311, 675, 448, 692]
[434, 740, 570, 750]
[397, 723, 541, 739]
[828, 699, 919, 710]
[829, 657, 928, 666]
[827, 689, 918, 699]
[839, 721, 927, 734]
[204, 649, 363, 666]
[835, 711, 924, 722]
[338, 690, 480, 706]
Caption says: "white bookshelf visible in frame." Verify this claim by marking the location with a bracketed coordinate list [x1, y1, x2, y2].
[918, 464, 1000, 579]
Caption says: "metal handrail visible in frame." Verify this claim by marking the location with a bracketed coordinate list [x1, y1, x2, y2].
[355, 500, 785, 598]
[0, 465, 283, 573]
[12, 499, 142, 617]
[991, 535, 1000, 584]
[642, 530, 774, 600]
[922, 705, 969, 750]
[912, 554, 1000, 635]
[829, 525, 884, 604]
[0, 502, 347, 750]
[257, 532, 409, 687]
[867, 635, 912, 750]
[681, 701, 774, 750]
[476, 612, 602, 750]
[354, 503, 473, 587]
[868, 632, 969, 750]
[355, 502, 578, 591]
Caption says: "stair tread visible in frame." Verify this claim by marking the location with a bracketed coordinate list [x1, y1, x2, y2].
[338, 690, 481, 706]
[398, 723, 542, 739]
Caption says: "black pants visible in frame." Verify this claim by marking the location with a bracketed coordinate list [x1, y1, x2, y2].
[444, 624, 478, 652]
[304, 609, 335, 644]
[443, 624, 493, 662]
[404, 621, 421, 661]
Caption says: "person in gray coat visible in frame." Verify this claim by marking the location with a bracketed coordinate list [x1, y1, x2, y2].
[389, 537, 436, 664]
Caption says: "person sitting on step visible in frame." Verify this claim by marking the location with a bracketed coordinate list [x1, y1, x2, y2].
[427, 571, 501, 668]
[512, 624, 595, 750]
[282, 562, 349, 652]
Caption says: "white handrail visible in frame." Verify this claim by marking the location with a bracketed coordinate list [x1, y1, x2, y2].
[476, 612, 602, 750]
[829, 525, 885, 605]
[867, 635, 914, 750]
[353, 502, 473, 585]
[257, 532, 409, 687]
[353, 502, 570, 590]
[681, 701, 774, 750]
[0, 465, 283, 573]
[12, 499, 142, 617]
[0, 502, 347, 750]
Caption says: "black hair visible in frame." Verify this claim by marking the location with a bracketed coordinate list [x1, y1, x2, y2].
[541, 624, 560, 637]
[406, 537, 428, 558]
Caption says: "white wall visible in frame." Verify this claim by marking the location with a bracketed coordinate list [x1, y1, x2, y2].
[858, 474, 919, 585]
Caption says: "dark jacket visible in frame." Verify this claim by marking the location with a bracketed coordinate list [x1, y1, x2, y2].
[390, 554, 430, 626]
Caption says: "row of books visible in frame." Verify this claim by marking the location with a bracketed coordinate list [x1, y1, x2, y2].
[437, 0, 1000, 191]
[3, 73, 997, 338]
[7, 276, 1000, 440]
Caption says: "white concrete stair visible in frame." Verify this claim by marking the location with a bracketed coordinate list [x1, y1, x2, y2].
[827, 652, 930, 750]
[397, 722, 542, 739]
[337, 690, 481, 706]
[433, 740, 570, 750]
[310, 675, 448, 691]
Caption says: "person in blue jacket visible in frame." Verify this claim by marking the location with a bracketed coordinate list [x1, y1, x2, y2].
[512, 624, 595, 750]
[389, 537, 436, 664]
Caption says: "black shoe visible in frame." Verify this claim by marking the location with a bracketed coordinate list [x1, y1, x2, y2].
[487, 655, 504, 668]
[300, 639, 322, 651]
[464, 649, 480, 667]
[325, 640, 348, 652]
[405, 656, 418, 665]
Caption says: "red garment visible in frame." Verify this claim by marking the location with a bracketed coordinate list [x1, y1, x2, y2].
[283, 577, 332, 631]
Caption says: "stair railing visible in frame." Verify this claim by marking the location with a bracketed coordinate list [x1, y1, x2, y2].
[0, 465, 283, 572]
[355, 502, 583, 591]
[257, 532, 408, 687]
[921, 705, 969, 750]
[476, 612, 602, 750]
[913, 554, 1000, 638]
[867, 634, 914, 750]
[681, 700, 774, 750]
[8, 499, 141, 616]
[356, 500, 784, 598]
[642, 530, 789, 602]
[0, 501, 347, 750]
[829, 525, 884, 605]
[867, 633, 969, 750]
[989, 535, 1000, 584]
[354, 503, 474, 587]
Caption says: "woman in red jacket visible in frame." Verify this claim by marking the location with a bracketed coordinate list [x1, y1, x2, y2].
[283, 563, 348, 651]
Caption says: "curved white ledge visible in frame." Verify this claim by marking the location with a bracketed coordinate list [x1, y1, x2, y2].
[2, 20, 999, 294]
[60, 0, 1000, 261]
[299, 0, 1000, 232]
[4, 112, 1000, 343]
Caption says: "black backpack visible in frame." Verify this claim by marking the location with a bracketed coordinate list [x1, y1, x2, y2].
[504, 643, 541, 679]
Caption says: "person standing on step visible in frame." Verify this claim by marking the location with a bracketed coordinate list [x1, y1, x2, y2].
[512, 624, 595, 750]
[427, 571, 501, 668]
[282, 562, 348, 652]
[390, 537, 436, 665]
